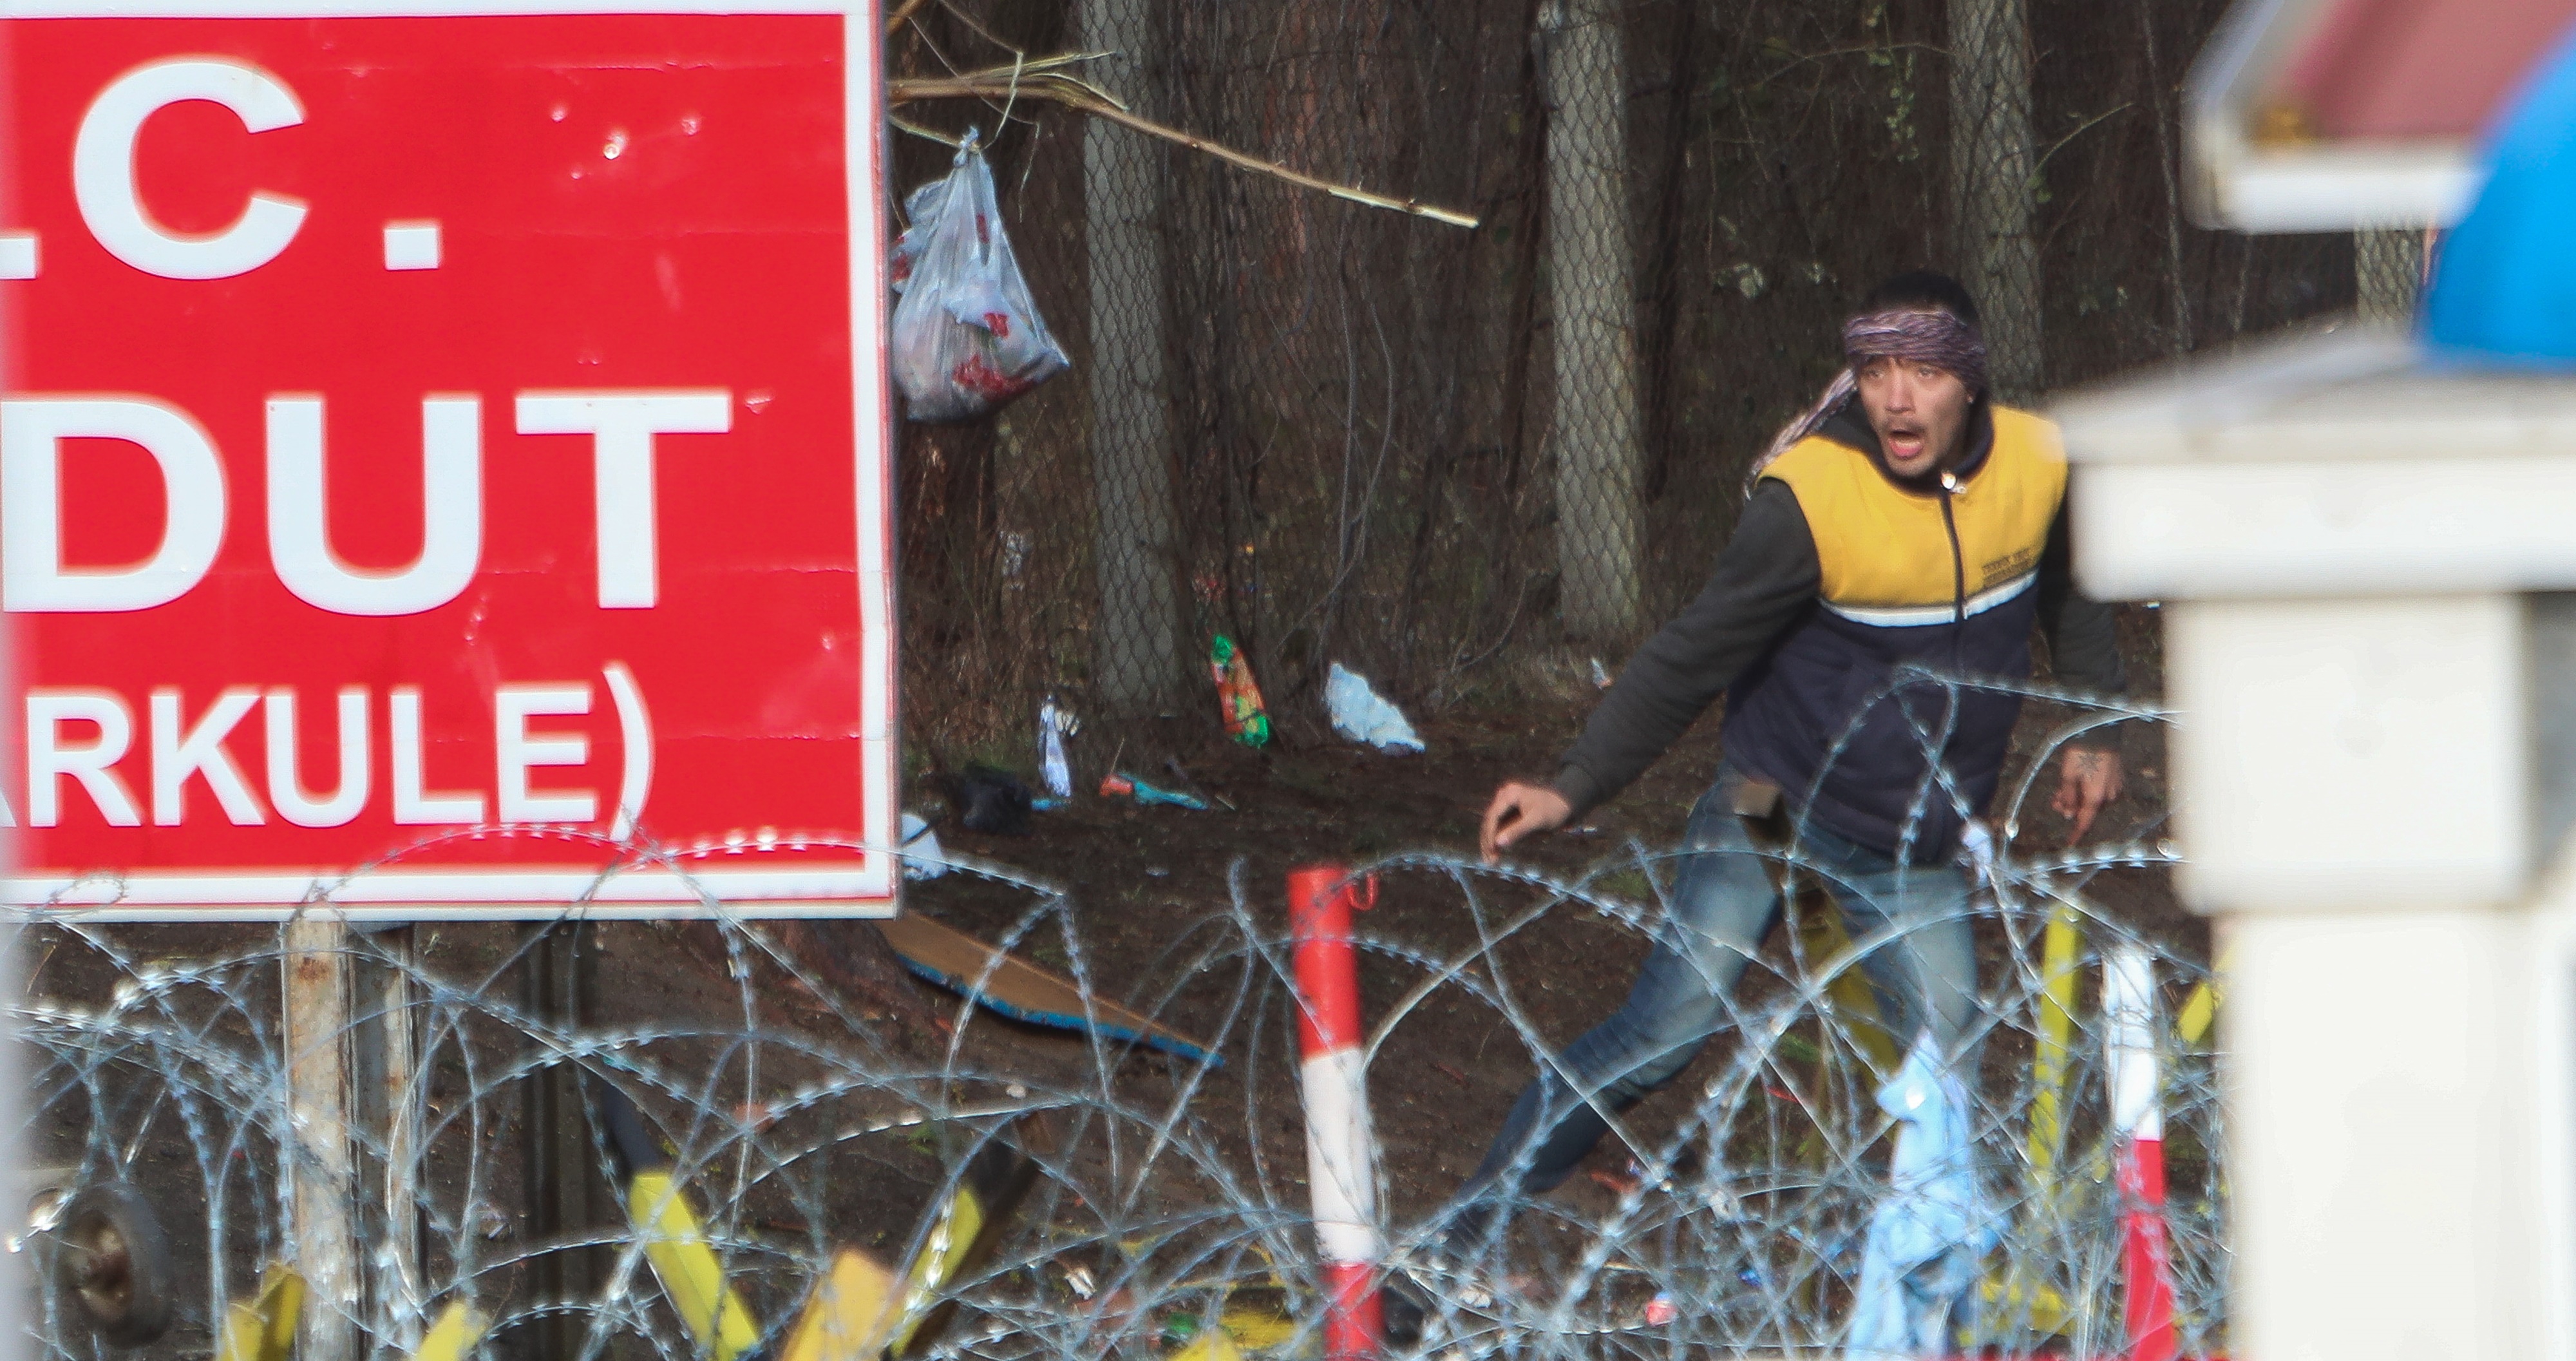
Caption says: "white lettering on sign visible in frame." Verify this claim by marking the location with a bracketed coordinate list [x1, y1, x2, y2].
[3, 388, 732, 616]
[515, 391, 733, 609]
[73, 58, 309, 280]
[265, 686, 368, 828]
[5, 678, 640, 830]
[27, 689, 142, 827]
[495, 683, 594, 823]
[382, 221, 440, 271]
[0, 233, 39, 281]
[266, 395, 482, 616]
[389, 685, 484, 825]
[602, 661, 652, 839]
[150, 687, 266, 826]
[1, 397, 227, 613]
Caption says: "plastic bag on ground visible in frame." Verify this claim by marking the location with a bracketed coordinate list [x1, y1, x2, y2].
[1325, 662, 1423, 754]
[900, 812, 948, 880]
[1210, 635, 1271, 747]
[941, 764, 1034, 835]
[1844, 1031, 2000, 1360]
[891, 132, 1068, 423]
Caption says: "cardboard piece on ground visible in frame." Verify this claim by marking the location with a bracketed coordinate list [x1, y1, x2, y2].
[874, 915, 1217, 1063]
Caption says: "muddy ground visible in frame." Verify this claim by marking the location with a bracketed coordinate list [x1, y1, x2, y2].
[901, 608, 2192, 1220]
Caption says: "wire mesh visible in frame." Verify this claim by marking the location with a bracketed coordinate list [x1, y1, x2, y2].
[13, 696, 2219, 1360]
[2354, 228, 2428, 327]
[884, 0, 2363, 753]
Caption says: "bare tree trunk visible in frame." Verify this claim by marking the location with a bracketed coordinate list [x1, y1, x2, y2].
[1080, 0, 1184, 714]
[2356, 229, 2427, 324]
[1947, 0, 2042, 400]
[1539, 0, 1643, 642]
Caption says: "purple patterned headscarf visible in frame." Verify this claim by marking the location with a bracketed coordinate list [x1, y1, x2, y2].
[1841, 308, 1988, 392]
[1746, 307, 1989, 493]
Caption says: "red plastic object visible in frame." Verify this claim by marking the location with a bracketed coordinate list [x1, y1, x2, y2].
[2119, 1133, 2180, 1361]
[1288, 864, 1376, 1054]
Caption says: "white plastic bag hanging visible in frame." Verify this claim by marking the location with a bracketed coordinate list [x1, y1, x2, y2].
[891, 132, 1069, 423]
[1037, 695, 1076, 800]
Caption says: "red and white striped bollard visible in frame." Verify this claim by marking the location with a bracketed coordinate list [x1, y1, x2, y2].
[1289, 863, 1383, 1361]
[2105, 940, 2179, 1361]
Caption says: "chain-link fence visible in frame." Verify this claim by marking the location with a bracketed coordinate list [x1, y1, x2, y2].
[886, 0, 2364, 756]
[2354, 227, 2429, 325]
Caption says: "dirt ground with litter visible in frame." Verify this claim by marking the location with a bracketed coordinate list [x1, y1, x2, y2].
[898, 606, 2192, 1222]
[23, 608, 2192, 1353]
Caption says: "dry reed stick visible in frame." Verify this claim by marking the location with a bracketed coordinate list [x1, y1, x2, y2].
[884, 0, 933, 35]
[889, 66, 1481, 230]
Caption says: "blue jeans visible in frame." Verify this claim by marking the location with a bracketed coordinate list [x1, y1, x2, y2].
[1452, 765, 1977, 1224]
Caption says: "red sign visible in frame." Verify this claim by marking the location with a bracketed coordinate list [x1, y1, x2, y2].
[0, 0, 899, 917]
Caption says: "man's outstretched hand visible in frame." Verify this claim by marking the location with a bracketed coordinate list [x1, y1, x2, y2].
[1481, 781, 1573, 864]
[2050, 746, 2125, 844]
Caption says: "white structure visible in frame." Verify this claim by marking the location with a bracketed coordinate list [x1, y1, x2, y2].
[2054, 319, 2576, 1361]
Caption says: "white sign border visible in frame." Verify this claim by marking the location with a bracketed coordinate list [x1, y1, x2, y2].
[0, 0, 902, 918]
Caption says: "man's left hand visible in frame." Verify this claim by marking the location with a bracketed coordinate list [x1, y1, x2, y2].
[2050, 745, 2125, 844]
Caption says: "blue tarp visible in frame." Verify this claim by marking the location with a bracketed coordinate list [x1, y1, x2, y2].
[2423, 22, 2576, 360]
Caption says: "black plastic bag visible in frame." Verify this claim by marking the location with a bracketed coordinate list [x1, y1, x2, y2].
[942, 763, 1034, 836]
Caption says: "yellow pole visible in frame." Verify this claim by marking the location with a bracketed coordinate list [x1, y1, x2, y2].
[2024, 900, 2084, 1188]
[408, 1302, 486, 1361]
[629, 1170, 763, 1360]
[1979, 900, 2087, 1337]
[213, 1266, 305, 1361]
[779, 1250, 902, 1361]
[2176, 952, 2227, 1047]
[1792, 894, 1901, 1073]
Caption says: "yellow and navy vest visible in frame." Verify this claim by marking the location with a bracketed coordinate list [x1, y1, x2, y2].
[1720, 404, 2067, 861]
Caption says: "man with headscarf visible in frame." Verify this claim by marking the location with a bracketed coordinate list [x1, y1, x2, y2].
[1432, 269, 2125, 1265]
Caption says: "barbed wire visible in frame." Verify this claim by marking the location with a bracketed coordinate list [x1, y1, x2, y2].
[14, 704, 2219, 1361]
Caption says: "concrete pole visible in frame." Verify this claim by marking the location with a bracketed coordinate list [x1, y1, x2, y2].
[1079, 0, 1186, 714]
[1948, 0, 2043, 399]
[2145, 587, 2543, 1361]
[1539, 0, 1645, 642]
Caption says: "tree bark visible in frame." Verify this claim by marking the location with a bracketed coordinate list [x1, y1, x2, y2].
[1947, 0, 2043, 400]
[1539, 0, 1645, 642]
[1080, 0, 1186, 714]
